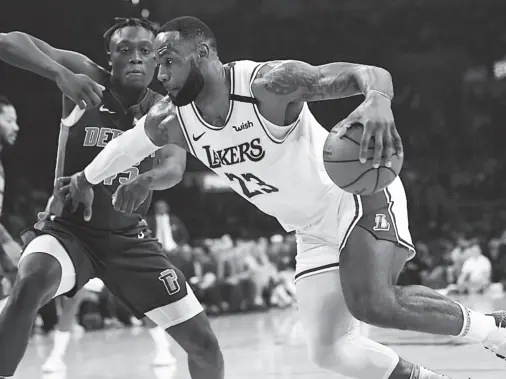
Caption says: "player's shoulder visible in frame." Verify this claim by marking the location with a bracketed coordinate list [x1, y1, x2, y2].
[250, 60, 295, 101]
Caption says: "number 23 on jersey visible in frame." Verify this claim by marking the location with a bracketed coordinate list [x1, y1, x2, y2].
[225, 172, 279, 198]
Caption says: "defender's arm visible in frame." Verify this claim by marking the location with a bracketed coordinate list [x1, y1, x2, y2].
[0, 31, 101, 82]
[253, 60, 393, 104]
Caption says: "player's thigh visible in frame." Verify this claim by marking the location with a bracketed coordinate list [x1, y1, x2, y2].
[295, 267, 361, 356]
[102, 238, 203, 327]
[19, 234, 75, 299]
[20, 225, 95, 299]
[339, 177, 415, 311]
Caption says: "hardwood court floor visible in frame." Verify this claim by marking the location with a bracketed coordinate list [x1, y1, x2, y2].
[12, 294, 506, 379]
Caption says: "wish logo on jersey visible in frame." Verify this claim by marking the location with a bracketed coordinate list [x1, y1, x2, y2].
[232, 120, 253, 132]
[203, 138, 265, 169]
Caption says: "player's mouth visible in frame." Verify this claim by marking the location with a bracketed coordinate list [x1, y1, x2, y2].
[125, 69, 145, 77]
[8, 132, 17, 144]
[165, 86, 180, 96]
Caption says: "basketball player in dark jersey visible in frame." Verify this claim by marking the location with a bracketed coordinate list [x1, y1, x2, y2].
[0, 19, 223, 379]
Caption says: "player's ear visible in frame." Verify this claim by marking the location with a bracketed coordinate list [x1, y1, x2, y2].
[107, 52, 112, 66]
[196, 43, 209, 61]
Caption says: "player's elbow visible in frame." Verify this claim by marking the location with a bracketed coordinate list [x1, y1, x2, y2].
[145, 121, 170, 147]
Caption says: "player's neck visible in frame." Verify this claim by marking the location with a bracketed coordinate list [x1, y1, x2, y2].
[194, 61, 230, 112]
[110, 79, 148, 109]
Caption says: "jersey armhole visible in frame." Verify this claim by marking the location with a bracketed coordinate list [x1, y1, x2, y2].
[61, 104, 86, 127]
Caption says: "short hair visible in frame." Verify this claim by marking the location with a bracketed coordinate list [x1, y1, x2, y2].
[0, 95, 13, 114]
[158, 16, 217, 52]
[103, 17, 158, 53]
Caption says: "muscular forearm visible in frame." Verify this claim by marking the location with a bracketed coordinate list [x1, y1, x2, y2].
[353, 65, 394, 100]
[83, 116, 161, 185]
[137, 161, 184, 191]
[0, 32, 67, 81]
[257, 60, 394, 102]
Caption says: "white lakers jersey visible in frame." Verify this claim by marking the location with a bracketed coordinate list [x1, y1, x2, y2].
[176, 60, 337, 231]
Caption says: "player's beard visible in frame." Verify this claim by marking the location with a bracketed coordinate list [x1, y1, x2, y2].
[169, 59, 204, 107]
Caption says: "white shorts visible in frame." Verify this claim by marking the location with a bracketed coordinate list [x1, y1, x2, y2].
[294, 177, 415, 283]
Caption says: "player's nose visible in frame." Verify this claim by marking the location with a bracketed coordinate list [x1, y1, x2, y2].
[157, 68, 169, 83]
[129, 51, 143, 64]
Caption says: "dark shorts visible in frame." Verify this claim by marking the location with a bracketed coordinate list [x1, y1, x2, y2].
[22, 217, 190, 319]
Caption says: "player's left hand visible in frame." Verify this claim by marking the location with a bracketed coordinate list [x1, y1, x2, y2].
[336, 92, 403, 168]
[112, 175, 151, 214]
[57, 172, 95, 221]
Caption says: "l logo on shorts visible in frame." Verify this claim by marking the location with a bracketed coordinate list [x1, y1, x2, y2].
[373, 214, 391, 232]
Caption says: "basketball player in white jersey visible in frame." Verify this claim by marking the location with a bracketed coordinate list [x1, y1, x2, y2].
[59, 16, 506, 379]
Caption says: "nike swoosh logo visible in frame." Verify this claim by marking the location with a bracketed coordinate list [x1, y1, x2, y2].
[192, 132, 206, 141]
[99, 105, 115, 114]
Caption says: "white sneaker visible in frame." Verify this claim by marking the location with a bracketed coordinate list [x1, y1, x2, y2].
[152, 350, 177, 367]
[42, 356, 66, 372]
[483, 311, 506, 359]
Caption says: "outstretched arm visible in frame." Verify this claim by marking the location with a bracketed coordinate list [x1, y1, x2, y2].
[82, 99, 179, 187]
[57, 99, 186, 220]
[253, 60, 393, 104]
[142, 144, 187, 191]
[0, 32, 105, 108]
[0, 32, 94, 80]
[111, 144, 187, 213]
[254, 60, 401, 168]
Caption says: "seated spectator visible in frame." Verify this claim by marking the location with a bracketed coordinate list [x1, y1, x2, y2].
[456, 239, 491, 294]
[146, 200, 189, 253]
[447, 232, 477, 283]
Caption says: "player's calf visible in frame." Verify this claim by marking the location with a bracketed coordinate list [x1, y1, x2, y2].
[0, 253, 62, 376]
[340, 228, 506, 363]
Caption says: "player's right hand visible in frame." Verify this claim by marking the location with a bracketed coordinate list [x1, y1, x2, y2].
[57, 172, 95, 221]
[144, 96, 177, 146]
[55, 69, 105, 110]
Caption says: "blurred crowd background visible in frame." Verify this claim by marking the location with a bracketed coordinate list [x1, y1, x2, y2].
[2, 0, 506, 329]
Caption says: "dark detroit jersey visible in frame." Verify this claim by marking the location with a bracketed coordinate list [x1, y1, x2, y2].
[56, 88, 162, 231]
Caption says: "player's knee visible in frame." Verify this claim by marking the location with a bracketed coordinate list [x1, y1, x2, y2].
[308, 335, 399, 379]
[171, 312, 224, 370]
[307, 341, 340, 370]
[15, 253, 62, 306]
[190, 318, 223, 366]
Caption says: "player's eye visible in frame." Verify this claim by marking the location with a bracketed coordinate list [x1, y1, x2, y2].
[141, 48, 152, 55]
[120, 48, 130, 53]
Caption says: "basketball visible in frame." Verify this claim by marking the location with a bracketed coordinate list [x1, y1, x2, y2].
[323, 123, 403, 195]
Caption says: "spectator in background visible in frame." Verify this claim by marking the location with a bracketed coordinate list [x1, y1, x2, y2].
[489, 229, 506, 288]
[0, 95, 20, 312]
[191, 247, 222, 314]
[456, 238, 491, 294]
[447, 232, 477, 283]
[146, 199, 188, 252]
